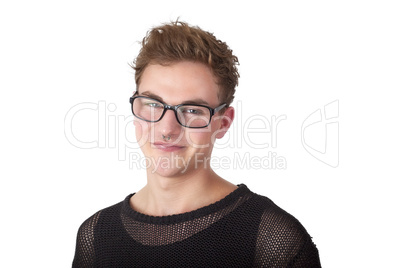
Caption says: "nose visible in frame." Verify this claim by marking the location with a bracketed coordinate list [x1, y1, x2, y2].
[155, 109, 182, 138]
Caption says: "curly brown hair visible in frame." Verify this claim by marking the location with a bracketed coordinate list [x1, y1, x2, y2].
[131, 21, 240, 107]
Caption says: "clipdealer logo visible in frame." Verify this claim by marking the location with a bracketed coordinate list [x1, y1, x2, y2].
[64, 99, 340, 169]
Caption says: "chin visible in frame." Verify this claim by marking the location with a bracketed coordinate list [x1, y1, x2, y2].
[151, 166, 189, 178]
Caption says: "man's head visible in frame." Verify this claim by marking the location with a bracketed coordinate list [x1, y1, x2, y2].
[132, 20, 239, 107]
[130, 21, 239, 178]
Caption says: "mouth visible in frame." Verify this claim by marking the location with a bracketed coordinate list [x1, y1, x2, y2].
[151, 142, 186, 152]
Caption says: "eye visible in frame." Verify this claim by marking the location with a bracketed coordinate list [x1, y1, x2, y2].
[186, 109, 201, 114]
[145, 101, 163, 108]
[181, 106, 206, 116]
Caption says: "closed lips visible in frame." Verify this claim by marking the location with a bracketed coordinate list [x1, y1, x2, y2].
[151, 142, 185, 151]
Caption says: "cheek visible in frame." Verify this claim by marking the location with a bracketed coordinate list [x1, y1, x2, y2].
[184, 126, 218, 148]
[134, 119, 150, 146]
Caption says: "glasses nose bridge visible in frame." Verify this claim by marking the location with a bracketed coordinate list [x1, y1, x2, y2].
[161, 104, 179, 121]
[164, 104, 179, 113]
[164, 104, 175, 110]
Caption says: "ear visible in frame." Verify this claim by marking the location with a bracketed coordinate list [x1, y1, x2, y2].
[215, 106, 235, 139]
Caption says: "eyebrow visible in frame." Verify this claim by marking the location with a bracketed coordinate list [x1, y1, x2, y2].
[140, 91, 210, 106]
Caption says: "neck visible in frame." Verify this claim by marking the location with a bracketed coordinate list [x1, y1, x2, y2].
[131, 167, 237, 217]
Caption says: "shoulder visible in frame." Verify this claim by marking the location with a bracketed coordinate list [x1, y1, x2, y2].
[246, 191, 304, 227]
[72, 197, 128, 267]
[248, 192, 321, 267]
[241, 190, 313, 242]
[75, 196, 129, 237]
[253, 193, 308, 231]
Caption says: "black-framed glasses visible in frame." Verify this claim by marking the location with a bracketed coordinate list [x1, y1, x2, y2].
[129, 95, 227, 128]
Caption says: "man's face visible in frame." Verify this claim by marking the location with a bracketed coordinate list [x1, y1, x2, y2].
[133, 61, 233, 178]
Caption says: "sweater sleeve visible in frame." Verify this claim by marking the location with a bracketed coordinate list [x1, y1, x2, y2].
[254, 205, 321, 267]
[72, 211, 101, 268]
[287, 237, 321, 268]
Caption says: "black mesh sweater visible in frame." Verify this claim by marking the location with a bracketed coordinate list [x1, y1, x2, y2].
[72, 184, 321, 267]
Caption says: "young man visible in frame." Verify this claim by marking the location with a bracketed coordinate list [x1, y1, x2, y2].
[73, 21, 321, 267]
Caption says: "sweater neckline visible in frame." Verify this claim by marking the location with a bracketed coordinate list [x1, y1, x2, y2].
[121, 184, 250, 224]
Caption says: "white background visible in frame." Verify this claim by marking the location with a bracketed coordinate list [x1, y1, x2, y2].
[1, 1, 401, 267]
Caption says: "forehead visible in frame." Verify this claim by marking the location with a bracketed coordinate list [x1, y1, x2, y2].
[138, 61, 220, 105]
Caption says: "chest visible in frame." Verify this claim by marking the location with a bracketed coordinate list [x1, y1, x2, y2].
[93, 208, 261, 267]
